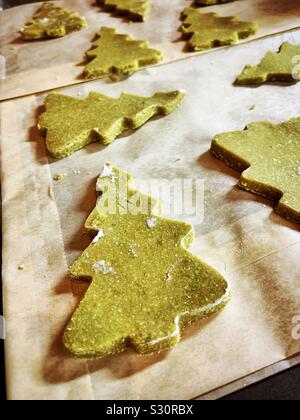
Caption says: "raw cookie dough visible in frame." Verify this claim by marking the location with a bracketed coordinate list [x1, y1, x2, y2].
[64, 164, 230, 358]
[20, 2, 87, 40]
[181, 8, 258, 51]
[38, 90, 185, 158]
[211, 117, 300, 224]
[97, 0, 149, 21]
[83, 27, 163, 79]
[236, 42, 300, 85]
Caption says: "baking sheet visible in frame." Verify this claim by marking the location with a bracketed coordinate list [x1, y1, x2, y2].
[1, 0, 300, 100]
[1, 29, 300, 400]
[198, 353, 300, 400]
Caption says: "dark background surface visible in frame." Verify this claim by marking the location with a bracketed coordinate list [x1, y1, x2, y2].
[1, 285, 5, 401]
[1, 0, 299, 401]
[1, 0, 41, 7]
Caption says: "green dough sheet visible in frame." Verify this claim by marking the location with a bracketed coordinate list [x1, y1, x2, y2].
[84, 27, 163, 79]
[64, 164, 230, 358]
[211, 117, 300, 224]
[38, 90, 185, 158]
[236, 42, 300, 85]
[20, 2, 87, 40]
[97, 0, 149, 21]
[181, 8, 258, 51]
[196, 0, 236, 5]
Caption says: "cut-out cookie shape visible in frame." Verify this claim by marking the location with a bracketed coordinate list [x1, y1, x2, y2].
[236, 42, 300, 85]
[63, 164, 230, 358]
[97, 0, 149, 21]
[20, 2, 87, 40]
[196, 0, 235, 5]
[83, 27, 163, 79]
[38, 90, 185, 158]
[211, 117, 300, 224]
[181, 8, 258, 51]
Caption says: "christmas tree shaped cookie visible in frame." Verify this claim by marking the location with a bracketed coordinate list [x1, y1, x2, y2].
[211, 117, 300, 224]
[97, 0, 149, 21]
[236, 42, 300, 85]
[20, 2, 87, 40]
[196, 0, 235, 5]
[64, 164, 230, 358]
[181, 8, 258, 51]
[83, 27, 163, 79]
[38, 90, 185, 158]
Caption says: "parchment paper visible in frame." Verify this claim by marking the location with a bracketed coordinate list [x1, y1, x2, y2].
[1, 0, 300, 100]
[1, 27, 300, 399]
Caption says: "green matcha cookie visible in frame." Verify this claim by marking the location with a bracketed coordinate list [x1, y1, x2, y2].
[236, 42, 300, 85]
[38, 90, 185, 158]
[97, 0, 149, 21]
[196, 0, 235, 5]
[211, 117, 300, 224]
[20, 2, 87, 40]
[63, 164, 230, 358]
[83, 27, 163, 80]
[181, 8, 258, 51]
